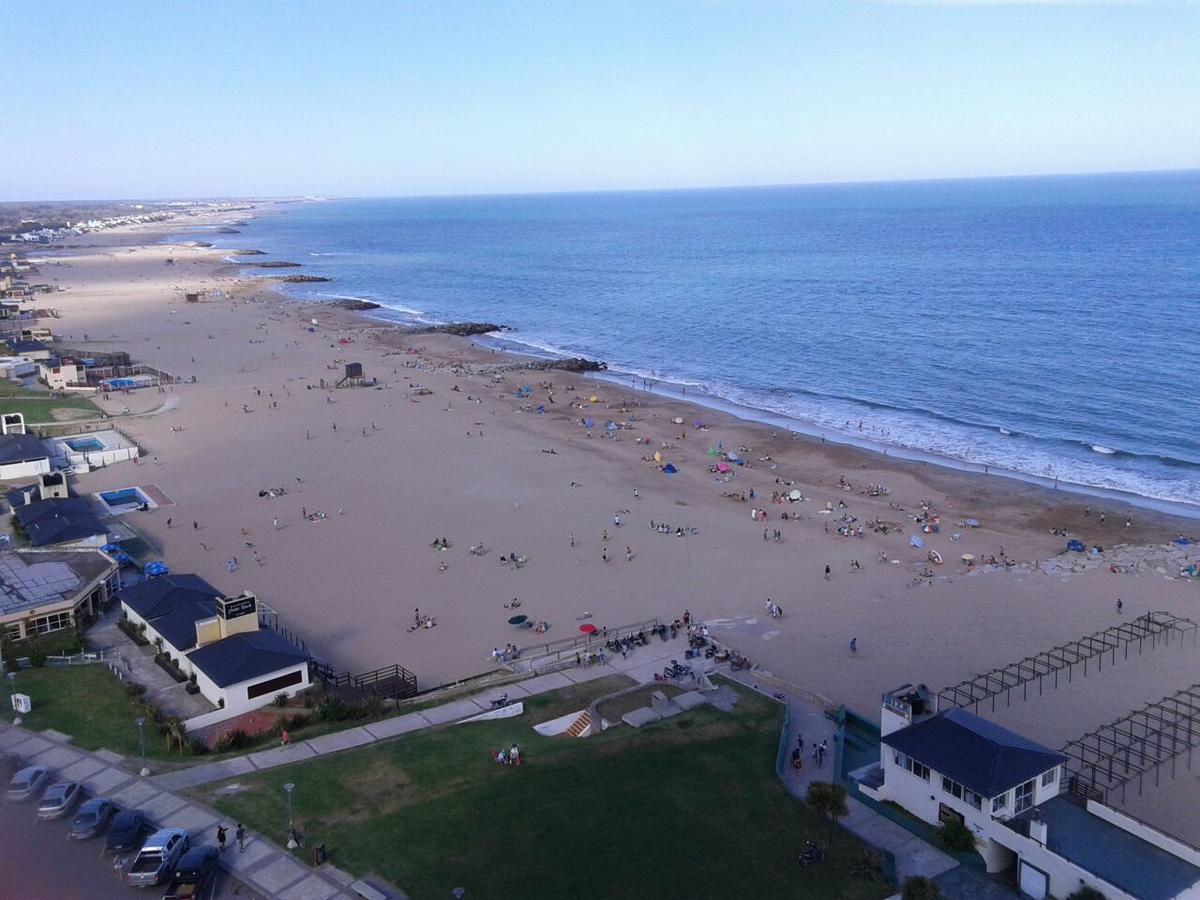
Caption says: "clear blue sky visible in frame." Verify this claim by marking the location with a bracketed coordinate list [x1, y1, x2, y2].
[3, 0, 1197, 200]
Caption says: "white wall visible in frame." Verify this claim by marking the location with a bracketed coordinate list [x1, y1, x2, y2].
[0, 456, 50, 480]
[190, 660, 309, 718]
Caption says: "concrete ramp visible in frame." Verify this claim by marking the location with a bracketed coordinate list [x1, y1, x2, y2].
[457, 701, 524, 724]
[533, 709, 596, 738]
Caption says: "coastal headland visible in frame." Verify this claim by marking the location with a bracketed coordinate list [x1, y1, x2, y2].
[24, 207, 1200, 840]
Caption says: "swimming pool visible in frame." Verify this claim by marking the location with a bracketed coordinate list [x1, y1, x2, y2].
[66, 437, 104, 452]
[99, 487, 149, 512]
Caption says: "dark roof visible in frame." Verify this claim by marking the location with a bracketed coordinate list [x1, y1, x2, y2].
[116, 574, 221, 652]
[13, 497, 107, 547]
[5, 482, 39, 510]
[1014, 797, 1200, 900]
[187, 629, 309, 688]
[10, 340, 47, 353]
[0, 433, 48, 466]
[882, 707, 1065, 798]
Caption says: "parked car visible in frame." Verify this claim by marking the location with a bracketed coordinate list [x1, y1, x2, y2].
[6, 766, 49, 801]
[161, 845, 219, 900]
[70, 797, 119, 839]
[37, 780, 82, 819]
[126, 828, 190, 887]
[105, 808, 151, 857]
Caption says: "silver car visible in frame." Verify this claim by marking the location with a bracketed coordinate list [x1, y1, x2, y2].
[6, 766, 49, 801]
[37, 781, 82, 819]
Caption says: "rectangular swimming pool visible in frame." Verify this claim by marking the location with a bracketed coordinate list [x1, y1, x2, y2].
[66, 437, 104, 452]
[99, 488, 148, 512]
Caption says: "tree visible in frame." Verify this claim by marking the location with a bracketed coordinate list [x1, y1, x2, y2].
[806, 781, 848, 846]
[902, 875, 943, 900]
[938, 818, 976, 852]
[165, 717, 189, 755]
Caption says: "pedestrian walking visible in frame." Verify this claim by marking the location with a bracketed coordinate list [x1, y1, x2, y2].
[819, 739, 828, 766]
[166, 518, 172, 529]
[281, 729, 290, 748]
[849, 637, 857, 654]
[193, 521, 199, 531]
[216, 824, 227, 852]
[1117, 598, 1123, 613]
[236, 823, 246, 852]
[824, 564, 831, 580]
[273, 517, 280, 529]
[625, 546, 632, 562]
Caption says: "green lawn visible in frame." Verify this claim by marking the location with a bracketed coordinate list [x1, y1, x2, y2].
[0, 383, 99, 424]
[7, 665, 177, 760]
[195, 679, 892, 900]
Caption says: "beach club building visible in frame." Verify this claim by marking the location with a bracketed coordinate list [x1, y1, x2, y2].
[858, 686, 1200, 900]
[0, 432, 51, 481]
[117, 576, 310, 717]
[0, 548, 119, 642]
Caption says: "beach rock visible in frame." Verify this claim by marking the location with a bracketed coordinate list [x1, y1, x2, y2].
[407, 322, 507, 337]
[216, 227, 241, 234]
[330, 298, 382, 311]
[251, 260, 303, 268]
[530, 356, 608, 372]
[272, 274, 332, 283]
[230, 249, 266, 255]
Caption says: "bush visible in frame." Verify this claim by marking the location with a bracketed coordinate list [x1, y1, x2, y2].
[153, 653, 187, 683]
[189, 738, 209, 756]
[30, 648, 48, 667]
[902, 876, 943, 900]
[286, 712, 310, 730]
[938, 819, 976, 852]
[214, 729, 251, 753]
[274, 692, 291, 709]
[124, 681, 147, 698]
[118, 617, 150, 646]
[314, 695, 352, 722]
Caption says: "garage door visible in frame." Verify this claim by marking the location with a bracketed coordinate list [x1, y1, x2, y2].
[1019, 860, 1048, 899]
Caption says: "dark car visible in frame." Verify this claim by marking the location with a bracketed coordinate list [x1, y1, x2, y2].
[70, 797, 119, 839]
[105, 808, 150, 856]
[162, 845, 219, 900]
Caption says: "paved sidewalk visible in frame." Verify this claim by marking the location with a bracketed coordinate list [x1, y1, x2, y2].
[150, 661, 617, 792]
[724, 669, 959, 885]
[0, 721, 360, 900]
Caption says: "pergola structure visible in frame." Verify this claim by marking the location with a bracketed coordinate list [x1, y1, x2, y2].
[937, 611, 1197, 714]
[1061, 683, 1200, 804]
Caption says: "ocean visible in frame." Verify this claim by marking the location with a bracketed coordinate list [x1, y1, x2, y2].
[203, 171, 1200, 513]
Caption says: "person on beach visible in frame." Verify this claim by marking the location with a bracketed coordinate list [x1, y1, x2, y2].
[824, 564, 831, 580]
[236, 823, 246, 852]
[281, 729, 290, 748]
[193, 521, 199, 530]
[849, 637, 857, 654]
[217, 824, 227, 852]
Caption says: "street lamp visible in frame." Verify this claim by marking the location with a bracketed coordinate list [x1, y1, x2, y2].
[7, 673, 18, 726]
[283, 782, 297, 849]
[135, 717, 149, 776]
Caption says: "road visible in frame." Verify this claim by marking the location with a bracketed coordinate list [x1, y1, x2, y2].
[0, 795, 256, 899]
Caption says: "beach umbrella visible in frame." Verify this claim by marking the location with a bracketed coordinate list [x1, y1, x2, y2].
[507, 614, 528, 626]
[144, 561, 169, 577]
[789, 489, 801, 502]
[662, 463, 678, 474]
[672, 417, 684, 425]
[578, 623, 597, 634]
[963, 518, 980, 528]
[589, 395, 599, 403]
[693, 420, 703, 428]
[707, 447, 719, 456]
[582, 417, 594, 428]
[961, 554, 975, 564]
[717, 462, 730, 473]
[604, 420, 617, 431]
[101, 543, 121, 554]
[1066, 539, 1085, 552]
[654, 450, 662, 463]
[909, 535, 924, 548]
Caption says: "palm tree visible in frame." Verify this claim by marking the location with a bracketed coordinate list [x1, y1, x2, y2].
[165, 717, 188, 755]
[902, 875, 943, 900]
[806, 781, 848, 846]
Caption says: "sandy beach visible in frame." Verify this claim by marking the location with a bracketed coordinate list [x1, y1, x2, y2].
[16, 211, 1200, 838]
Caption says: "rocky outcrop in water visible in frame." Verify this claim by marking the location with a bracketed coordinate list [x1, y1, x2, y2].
[330, 298, 382, 311]
[231, 249, 266, 255]
[529, 357, 607, 372]
[253, 260, 302, 268]
[272, 274, 332, 283]
[216, 227, 241, 234]
[407, 322, 507, 337]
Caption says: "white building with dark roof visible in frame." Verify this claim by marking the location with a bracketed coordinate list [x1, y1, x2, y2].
[857, 685, 1200, 900]
[0, 548, 119, 642]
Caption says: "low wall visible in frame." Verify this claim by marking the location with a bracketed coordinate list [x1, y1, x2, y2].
[183, 705, 244, 732]
[1086, 801, 1200, 867]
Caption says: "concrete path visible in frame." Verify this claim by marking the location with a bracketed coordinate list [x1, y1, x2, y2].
[150, 660, 618, 792]
[724, 669, 960, 885]
[0, 720, 366, 900]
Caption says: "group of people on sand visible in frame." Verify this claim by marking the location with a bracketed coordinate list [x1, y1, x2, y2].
[491, 644, 521, 662]
[409, 608, 436, 631]
[648, 520, 698, 536]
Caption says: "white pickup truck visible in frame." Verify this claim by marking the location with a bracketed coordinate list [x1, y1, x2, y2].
[125, 828, 190, 888]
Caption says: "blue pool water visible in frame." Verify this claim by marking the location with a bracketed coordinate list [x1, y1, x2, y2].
[99, 488, 145, 509]
[205, 171, 1200, 511]
[67, 437, 104, 452]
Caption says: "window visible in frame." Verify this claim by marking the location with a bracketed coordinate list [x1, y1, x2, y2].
[29, 611, 74, 635]
[943, 776, 983, 810]
[246, 668, 304, 700]
[1014, 779, 1035, 815]
[1041, 767, 1057, 788]
[894, 752, 929, 781]
[992, 793, 1008, 814]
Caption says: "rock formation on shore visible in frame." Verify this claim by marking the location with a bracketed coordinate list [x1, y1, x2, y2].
[252, 260, 303, 268]
[272, 274, 332, 283]
[406, 322, 507, 337]
[330, 298, 382, 311]
[528, 356, 607, 372]
[231, 249, 266, 255]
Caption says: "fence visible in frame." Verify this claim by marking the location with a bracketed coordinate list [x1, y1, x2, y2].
[511, 617, 662, 672]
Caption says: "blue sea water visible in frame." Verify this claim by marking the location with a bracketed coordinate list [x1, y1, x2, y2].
[208, 172, 1200, 511]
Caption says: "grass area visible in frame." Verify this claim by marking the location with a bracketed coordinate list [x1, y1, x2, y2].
[594, 682, 683, 721]
[3, 627, 84, 660]
[0, 382, 98, 423]
[7, 665, 178, 760]
[196, 679, 892, 900]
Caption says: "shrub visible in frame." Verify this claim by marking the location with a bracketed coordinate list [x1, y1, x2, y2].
[30, 648, 48, 667]
[286, 712, 310, 730]
[124, 681, 147, 698]
[315, 695, 351, 722]
[938, 819, 976, 852]
[902, 876, 943, 900]
[189, 738, 209, 756]
[274, 692, 291, 709]
[214, 729, 251, 753]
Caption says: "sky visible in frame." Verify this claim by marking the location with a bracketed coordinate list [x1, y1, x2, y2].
[2, 0, 1197, 200]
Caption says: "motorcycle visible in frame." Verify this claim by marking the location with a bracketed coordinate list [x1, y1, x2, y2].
[489, 694, 510, 710]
